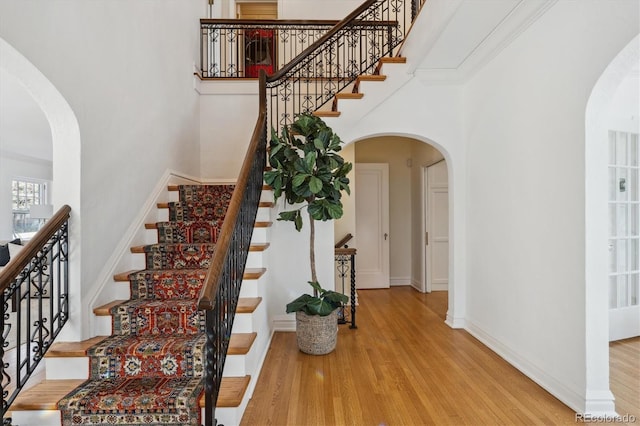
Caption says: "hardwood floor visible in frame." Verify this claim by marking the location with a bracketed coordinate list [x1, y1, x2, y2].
[610, 337, 640, 423]
[242, 287, 589, 425]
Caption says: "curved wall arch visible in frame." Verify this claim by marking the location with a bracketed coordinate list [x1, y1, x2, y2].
[585, 33, 640, 415]
[342, 130, 466, 328]
[0, 37, 83, 340]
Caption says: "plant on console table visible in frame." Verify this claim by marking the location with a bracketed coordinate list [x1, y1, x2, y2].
[264, 113, 351, 355]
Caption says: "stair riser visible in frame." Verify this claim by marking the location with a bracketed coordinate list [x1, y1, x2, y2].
[45, 357, 89, 380]
[239, 276, 265, 298]
[223, 344, 258, 377]
[231, 303, 264, 334]
[156, 221, 224, 244]
[251, 227, 270, 244]
[143, 244, 216, 270]
[246, 251, 266, 268]
[255, 206, 272, 222]
[11, 410, 62, 426]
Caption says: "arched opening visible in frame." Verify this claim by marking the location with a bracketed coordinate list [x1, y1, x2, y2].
[335, 133, 459, 324]
[0, 68, 52, 241]
[585, 34, 639, 415]
[0, 37, 83, 340]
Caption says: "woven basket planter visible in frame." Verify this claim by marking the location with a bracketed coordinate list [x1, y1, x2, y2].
[295, 309, 339, 355]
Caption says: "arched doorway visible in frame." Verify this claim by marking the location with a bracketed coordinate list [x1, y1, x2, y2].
[0, 37, 83, 340]
[585, 34, 639, 415]
[335, 134, 457, 322]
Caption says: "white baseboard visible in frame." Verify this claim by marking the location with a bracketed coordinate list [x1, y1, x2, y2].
[465, 319, 595, 415]
[390, 277, 411, 286]
[445, 313, 465, 329]
[431, 283, 448, 291]
[272, 314, 296, 331]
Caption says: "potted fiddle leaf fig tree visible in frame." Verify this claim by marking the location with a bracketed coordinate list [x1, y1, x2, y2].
[264, 113, 351, 355]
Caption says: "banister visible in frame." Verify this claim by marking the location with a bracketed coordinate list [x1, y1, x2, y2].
[1, 205, 71, 421]
[335, 233, 354, 249]
[0, 205, 71, 292]
[201, 18, 340, 26]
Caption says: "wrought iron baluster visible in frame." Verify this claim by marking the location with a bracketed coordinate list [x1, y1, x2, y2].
[1, 209, 70, 423]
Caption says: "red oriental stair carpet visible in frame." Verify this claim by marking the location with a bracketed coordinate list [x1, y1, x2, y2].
[58, 184, 235, 426]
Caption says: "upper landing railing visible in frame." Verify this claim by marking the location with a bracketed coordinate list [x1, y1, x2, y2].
[200, 0, 426, 81]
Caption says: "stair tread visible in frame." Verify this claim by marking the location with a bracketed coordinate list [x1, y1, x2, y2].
[11, 379, 85, 410]
[95, 297, 261, 316]
[114, 267, 266, 282]
[167, 186, 271, 191]
[145, 220, 271, 229]
[200, 376, 251, 408]
[237, 297, 262, 313]
[313, 110, 341, 118]
[335, 92, 364, 99]
[94, 300, 126, 316]
[130, 242, 269, 253]
[10, 376, 251, 411]
[380, 56, 406, 63]
[228, 332, 257, 355]
[357, 74, 387, 82]
[46, 336, 109, 357]
[158, 200, 274, 208]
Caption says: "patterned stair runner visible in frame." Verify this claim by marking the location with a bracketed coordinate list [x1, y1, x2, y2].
[58, 184, 235, 426]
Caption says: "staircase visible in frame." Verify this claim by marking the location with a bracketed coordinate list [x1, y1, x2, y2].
[8, 184, 273, 426]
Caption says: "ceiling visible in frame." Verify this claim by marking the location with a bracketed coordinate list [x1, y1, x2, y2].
[412, 0, 558, 81]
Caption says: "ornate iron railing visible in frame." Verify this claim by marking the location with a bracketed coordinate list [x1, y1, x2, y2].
[265, 0, 409, 129]
[0, 205, 71, 425]
[201, 19, 337, 78]
[335, 234, 357, 328]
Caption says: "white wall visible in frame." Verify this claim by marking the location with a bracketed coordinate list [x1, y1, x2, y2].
[197, 81, 260, 179]
[463, 0, 639, 414]
[0, 0, 205, 339]
[278, 0, 362, 20]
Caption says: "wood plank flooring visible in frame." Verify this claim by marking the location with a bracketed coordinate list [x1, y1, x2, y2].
[610, 337, 640, 422]
[241, 287, 638, 425]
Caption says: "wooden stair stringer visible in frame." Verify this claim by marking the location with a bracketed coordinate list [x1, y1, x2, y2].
[325, 56, 407, 115]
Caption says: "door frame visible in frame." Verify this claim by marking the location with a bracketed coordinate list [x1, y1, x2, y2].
[420, 159, 448, 293]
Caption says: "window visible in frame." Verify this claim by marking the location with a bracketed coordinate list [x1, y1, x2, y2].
[12, 179, 48, 240]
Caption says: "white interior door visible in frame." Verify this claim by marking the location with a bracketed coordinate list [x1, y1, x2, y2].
[355, 163, 389, 289]
[424, 161, 449, 293]
[608, 130, 640, 341]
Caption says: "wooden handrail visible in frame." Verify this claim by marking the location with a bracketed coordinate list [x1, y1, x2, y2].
[335, 247, 357, 256]
[201, 18, 398, 27]
[201, 18, 340, 26]
[335, 233, 353, 249]
[0, 205, 71, 293]
[198, 71, 267, 310]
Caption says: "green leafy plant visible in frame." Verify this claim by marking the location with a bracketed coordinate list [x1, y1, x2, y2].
[286, 281, 348, 316]
[264, 113, 351, 315]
